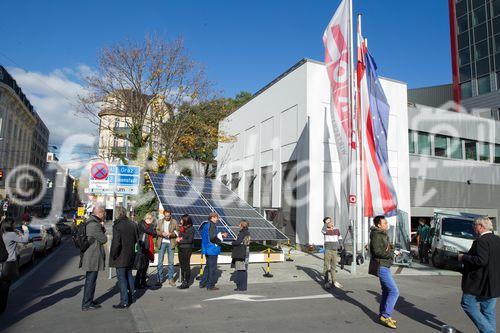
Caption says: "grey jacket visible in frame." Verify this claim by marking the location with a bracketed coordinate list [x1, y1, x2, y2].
[81, 215, 107, 272]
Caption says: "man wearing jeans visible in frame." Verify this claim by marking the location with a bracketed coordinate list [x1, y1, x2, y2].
[109, 206, 138, 309]
[155, 210, 177, 287]
[459, 217, 500, 333]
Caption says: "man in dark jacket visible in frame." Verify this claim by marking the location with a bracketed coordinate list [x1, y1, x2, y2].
[81, 204, 107, 311]
[459, 217, 500, 333]
[109, 206, 138, 309]
[198, 212, 227, 291]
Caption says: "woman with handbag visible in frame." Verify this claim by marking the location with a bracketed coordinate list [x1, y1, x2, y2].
[176, 214, 194, 289]
[369, 215, 400, 330]
[134, 213, 157, 289]
[231, 220, 251, 292]
[1, 218, 29, 314]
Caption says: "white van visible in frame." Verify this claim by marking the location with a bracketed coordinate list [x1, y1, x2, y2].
[430, 211, 484, 268]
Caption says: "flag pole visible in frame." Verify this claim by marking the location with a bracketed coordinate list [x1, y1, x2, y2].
[348, 0, 357, 274]
[357, 13, 366, 260]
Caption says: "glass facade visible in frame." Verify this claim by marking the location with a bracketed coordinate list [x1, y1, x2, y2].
[455, 0, 500, 97]
[465, 140, 478, 160]
[495, 144, 500, 163]
[417, 132, 431, 155]
[435, 135, 449, 157]
[478, 142, 491, 161]
[451, 137, 464, 159]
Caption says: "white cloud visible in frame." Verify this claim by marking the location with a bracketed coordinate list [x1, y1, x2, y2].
[8, 66, 99, 169]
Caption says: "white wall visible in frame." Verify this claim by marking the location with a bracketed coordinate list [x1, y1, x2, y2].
[218, 59, 410, 246]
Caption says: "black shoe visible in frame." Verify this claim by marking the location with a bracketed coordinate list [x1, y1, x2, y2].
[199, 284, 206, 288]
[112, 303, 129, 309]
[91, 302, 101, 308]
[177, 283, 189, 289]
[82, 305, 100, 311]
[153, 282, 162, 287]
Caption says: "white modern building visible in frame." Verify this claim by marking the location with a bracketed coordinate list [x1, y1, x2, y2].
[217, 59, 411, 247]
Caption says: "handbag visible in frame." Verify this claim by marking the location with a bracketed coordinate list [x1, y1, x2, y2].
[368, 257, 379, 277]
[133, 233, 149, 270]
[231, 245, 246, 260]
[0, 261, 20, 281]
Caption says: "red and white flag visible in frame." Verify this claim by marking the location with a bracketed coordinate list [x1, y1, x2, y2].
[323, 0, 357, 227]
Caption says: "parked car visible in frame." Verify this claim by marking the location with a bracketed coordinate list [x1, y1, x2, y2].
[18, 225, 54, 254]
[56, 221, 72, 235]
[16, 241, 35, 267]
[430, 210, 484, 269]
[46, 224, 62, 246]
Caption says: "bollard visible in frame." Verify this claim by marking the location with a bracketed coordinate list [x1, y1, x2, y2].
[441, 325, 456, 333]
[196, 253, 205, 280]
[286, 239, 294, 262]
[263, 248, 274, 278]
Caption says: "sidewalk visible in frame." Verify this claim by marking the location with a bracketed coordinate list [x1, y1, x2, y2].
[147, 250, 461, 287]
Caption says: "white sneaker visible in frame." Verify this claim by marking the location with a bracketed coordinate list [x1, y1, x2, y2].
[333, 281, 343, 289]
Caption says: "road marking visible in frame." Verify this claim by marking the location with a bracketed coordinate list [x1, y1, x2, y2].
[204, 293, 334, 302]
[10, 238, 68, 292]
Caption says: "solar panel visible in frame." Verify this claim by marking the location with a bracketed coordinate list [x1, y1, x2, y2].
[149, 173, 288, 241]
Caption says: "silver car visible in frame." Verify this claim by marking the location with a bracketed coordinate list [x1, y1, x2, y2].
[18, 225, 54, 254]
[16, 240, 35, 267]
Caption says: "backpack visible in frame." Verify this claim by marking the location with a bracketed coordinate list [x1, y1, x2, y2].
[72, 222, 91, 253]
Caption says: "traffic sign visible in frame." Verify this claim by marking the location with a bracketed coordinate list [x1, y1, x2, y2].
[91, 162, 109, 180]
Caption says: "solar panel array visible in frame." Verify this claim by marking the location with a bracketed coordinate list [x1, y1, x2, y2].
[148, 173, 288, 241]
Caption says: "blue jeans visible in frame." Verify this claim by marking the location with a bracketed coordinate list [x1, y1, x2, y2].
[157, 242, 174, 282]
[116, 267, 135, 305]
[378, 266, 399, 318]
[82, 271, 98, 308]
[199, 255, 218, 288]
[461, 293, 497, 333]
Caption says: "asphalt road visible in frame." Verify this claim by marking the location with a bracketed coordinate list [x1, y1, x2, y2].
[1, 241, 496, 333]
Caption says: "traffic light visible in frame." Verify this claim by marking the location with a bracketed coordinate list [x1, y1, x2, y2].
[0, 169, 3, 181]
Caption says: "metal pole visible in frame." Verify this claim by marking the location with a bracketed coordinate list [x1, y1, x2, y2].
[348, 0, 357, 274]
[109, 192, 117, 279]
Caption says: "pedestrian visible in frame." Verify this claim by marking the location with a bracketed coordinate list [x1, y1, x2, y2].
[135, 212, 157, 289]
[155, 209, 178, 287]
[176, 214, 195, 289]
[231, 220, 251, 292]
[0, 218, 29, 315]
[109, 206, 138, 309]
[198, 212, 228, 291]
[370, 215, 400, 329]
[322, 217, 343, 289]
[81, 204, 107, 311]
[458, 216, 500, 333]
[416, 218, 430, 264]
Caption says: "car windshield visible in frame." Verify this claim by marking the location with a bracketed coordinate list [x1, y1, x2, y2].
[441, 218, 476, 240]
[16, 226, 40, 234]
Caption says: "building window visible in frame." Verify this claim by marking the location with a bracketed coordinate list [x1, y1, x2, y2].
[478, 142, 490, 161]
[417, 132, 431, 155]
[458, 31, 470, 50]
[494, 0, 500, 18]
[450, 137, 463, 160]
[434, 135, 449, 157]
[472, 0, 485, 9]
[464, 140, 478, 160]
[460, 65, 472, 82]
[260, 166, 273, 208]
[461, 81, 473, 98]
[244, 170, 255, 206]
[477, 75, 492, 94]
[476, 57, 490, 76]
[474, 23, 488, 42]
[473, 6, 487, 26]
[456, 0, 468, 17]
[459, 48, 471, 66]
[408, 131, 416, 154]
[231, 172, 239, 191]
[475, 40, 489, 60]
[495, 144, 500, 163]
[458, 15, 469, 34]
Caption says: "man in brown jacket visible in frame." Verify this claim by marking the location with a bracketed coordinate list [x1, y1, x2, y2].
[155, 209, 178, 287]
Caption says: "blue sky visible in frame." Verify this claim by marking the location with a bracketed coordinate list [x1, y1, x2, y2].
[0, 0, 451, 149]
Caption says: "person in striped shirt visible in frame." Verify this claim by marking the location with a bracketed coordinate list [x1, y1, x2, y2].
[322, 217, 343, 289]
